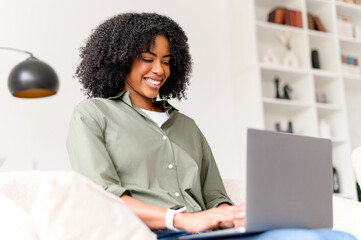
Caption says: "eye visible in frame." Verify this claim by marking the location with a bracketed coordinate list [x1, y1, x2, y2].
[142, 58, 153, 63]
[163, 61, 170, 66]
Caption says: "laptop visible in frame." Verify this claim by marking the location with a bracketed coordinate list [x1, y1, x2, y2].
[180, 128, 333, 239]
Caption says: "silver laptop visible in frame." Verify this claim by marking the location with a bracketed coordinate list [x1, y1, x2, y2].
[180, 128, 333, 239]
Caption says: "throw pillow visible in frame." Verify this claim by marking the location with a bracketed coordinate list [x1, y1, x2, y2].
[0, 190, 38, 240]
[29, 171, 156, 240]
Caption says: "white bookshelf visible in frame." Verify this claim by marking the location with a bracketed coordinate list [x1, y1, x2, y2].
[231, 0, 361, 200]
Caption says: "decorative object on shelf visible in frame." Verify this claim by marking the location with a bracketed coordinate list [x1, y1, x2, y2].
[337, 16, 354, 38]
[268, 7, 302, 28]
[0, 47, 59, 98]
[333, 167, 340, 193]
[357, 183, 361, 202]
[355, 25, 361, 40]
[316, 92, 328, 104]
[262, 49, 279, 65]
[283, 84, 292, 100]
[319, 119, 331, 138]
[274, 77, 281, 99]
[311, 50, 321, 69]
[308, 13, 326, 32]
[277, 32, 299, 68]
[275, 121, 293, 134]
[341, 55, 360, 75]
[274, 76, 293, 100]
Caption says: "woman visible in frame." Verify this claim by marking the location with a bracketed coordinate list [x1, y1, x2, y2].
[67, 13, 355, 240]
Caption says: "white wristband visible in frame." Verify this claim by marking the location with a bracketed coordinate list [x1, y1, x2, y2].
[165, 205, 187, 231]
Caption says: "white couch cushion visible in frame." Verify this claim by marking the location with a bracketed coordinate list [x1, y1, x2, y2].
[0, 190, 38, 240]
[29, 171, 156, 240]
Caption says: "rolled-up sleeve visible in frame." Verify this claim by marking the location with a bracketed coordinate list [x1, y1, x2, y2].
[199, 130, 234, 209]
[66, 102, 128, 197]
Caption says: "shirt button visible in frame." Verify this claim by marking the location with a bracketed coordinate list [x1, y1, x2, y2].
[174, 192, 180, 197]
[162, 136, 167, 140]
[168, 164, 174, 169]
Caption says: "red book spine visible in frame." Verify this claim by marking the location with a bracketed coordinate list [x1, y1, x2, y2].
[314, 17, 326, 32]
[268, 9, 276, 23]
[296, 11, 303, 28]
[291, 10, 297, 27]
[284, 9, 292, 26]
[275, 8, 286, 24]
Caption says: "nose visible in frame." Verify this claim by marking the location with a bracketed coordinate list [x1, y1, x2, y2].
[151, 61, 164, 75]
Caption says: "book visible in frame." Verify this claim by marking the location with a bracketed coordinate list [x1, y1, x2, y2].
[268, 7, 302, 28]
[314, 17, 326, 32]
[308, 13, 315, 30]
[284, 9, 292, 26]
[268, 9, 275, 23]
[268, 8, 285, 24]
[290, 10, 297, 27]
[274, 8, 286, 24]
[295, 11, 303, 28]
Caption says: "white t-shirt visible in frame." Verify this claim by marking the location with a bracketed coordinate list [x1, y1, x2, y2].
[140, 108, 169, 127]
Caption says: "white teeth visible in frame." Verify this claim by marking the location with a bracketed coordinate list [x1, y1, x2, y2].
[145, 78, 161, 85]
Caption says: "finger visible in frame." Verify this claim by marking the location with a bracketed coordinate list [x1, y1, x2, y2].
[218, 221, 235, 229]
[233, 219, 245, 228]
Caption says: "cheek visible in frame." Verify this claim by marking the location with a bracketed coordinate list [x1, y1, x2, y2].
[165, 66, 171, 79]
[131, 61, 151, 77]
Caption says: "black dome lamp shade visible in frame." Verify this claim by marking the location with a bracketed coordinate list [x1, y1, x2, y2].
[1, 47, 59, 98]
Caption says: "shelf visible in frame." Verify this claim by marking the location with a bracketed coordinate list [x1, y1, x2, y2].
[333, 193, 354, 200]
[336, 1, 361, 20]
[339, 36, 361, 45]
[316, 103, 342, 117]
[260, 63, 309, 74]
[312, 69, 339, 78]
[336, 1, 361, 11]
[309, 0, 333, 4]
[331, 137, 347, 145]
[343, 73, 361, 81]
[263, 98, 312, 114]
[256, 21, 305, 34]
[308, 30, 334, 40]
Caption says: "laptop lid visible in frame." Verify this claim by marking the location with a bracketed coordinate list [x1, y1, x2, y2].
[245, 128, 333, 231]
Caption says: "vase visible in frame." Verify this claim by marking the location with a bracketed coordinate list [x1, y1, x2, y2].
[262, 49, 279, 65]
[283, 50, 299, 68]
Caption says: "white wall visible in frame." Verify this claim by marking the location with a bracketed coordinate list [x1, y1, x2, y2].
[0, 0, 242, 179]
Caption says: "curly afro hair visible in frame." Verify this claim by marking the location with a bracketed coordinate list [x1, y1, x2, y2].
[75, 12, 192, 100]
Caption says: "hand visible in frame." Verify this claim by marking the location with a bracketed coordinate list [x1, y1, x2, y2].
[217, 203, 245, 229]
[173, 203, 245, 233]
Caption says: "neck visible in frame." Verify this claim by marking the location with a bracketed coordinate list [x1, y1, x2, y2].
[125, 89, 162, 112]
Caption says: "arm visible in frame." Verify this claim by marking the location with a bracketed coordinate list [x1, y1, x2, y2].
[67, 102, 128, 197]
[121, 195, 245, 233]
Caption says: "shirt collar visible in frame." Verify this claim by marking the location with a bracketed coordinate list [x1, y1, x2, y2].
[108, 90, 178, 114]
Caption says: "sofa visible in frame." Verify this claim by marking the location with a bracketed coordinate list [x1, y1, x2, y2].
[1, 170, 361, 240]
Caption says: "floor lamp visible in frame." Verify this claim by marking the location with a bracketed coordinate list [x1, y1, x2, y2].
[0, 47, 59, 98]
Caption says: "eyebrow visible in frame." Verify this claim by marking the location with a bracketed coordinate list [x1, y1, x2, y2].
[142, 51, 171, 58]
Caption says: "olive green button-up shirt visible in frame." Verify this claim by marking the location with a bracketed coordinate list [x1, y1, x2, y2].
[67, 91, 233, 212]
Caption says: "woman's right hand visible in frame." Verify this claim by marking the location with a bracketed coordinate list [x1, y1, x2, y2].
[173, 204, 245, 233]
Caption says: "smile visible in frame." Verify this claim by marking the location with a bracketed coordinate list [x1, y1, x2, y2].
[143, 77, 163, 88]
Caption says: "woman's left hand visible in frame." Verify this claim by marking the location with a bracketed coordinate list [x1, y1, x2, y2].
[217, 202, 245, 228]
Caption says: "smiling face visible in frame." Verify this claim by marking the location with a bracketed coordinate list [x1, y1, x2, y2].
[123, 35, 171, 110]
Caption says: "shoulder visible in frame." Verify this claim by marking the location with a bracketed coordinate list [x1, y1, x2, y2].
[72, 98, 118, 116]
[174, 111, 196, 124]
[172, 111, 203, 133]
